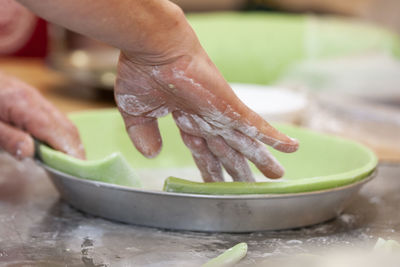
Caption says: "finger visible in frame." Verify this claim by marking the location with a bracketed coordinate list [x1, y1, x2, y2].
[163, 69, 299, 154]
[223, 130, 284, 179]
[172, 110, 204, 136]
[233, 108, 299, 153]
[30, 114, 85, 159]
[179, 129, 223, 182]
[187, 80, 299, 153]
[0, 120, 34, 159]
[206, 136, 255, 182]
[17, 106, 84, 159]
[118, 109, 162, 158]
[193, 97, 298, 153]
[173, 111, 254, 182]
[1, 81, 85, 159]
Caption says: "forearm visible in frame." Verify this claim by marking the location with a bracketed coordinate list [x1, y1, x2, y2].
[17, 0, 196, 61]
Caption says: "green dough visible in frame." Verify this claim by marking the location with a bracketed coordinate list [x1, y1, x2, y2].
[39, 109, 377, 194]
[187, 12, 400, 84]
[39, 145, 141, 188]
[163, 122, 377, 194]
[163, 168, 374, 195]
[202, 243, 248, 267]
[374, 238, 400, 252]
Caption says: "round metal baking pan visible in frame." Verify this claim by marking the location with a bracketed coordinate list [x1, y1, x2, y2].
[40, 162, 376, 232]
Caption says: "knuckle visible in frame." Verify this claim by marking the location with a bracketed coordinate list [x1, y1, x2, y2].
[185, 136, 205, 151]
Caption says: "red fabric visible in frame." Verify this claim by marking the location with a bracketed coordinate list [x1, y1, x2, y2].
[11, 18, 48, 58]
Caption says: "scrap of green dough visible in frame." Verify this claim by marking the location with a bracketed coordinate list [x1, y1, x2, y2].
[39, 145, 142, 188]
[374, 238, 400, 252]
[202, 243, 248, 267]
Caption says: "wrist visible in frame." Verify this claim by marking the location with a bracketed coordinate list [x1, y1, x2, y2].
[123, 2, 201, 65]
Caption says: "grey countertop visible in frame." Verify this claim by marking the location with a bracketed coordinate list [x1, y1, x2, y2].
[0, 152, 399, 266]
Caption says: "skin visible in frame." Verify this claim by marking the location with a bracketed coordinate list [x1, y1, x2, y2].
[0, 72, 85, 159]
[8, 0, 299, 181]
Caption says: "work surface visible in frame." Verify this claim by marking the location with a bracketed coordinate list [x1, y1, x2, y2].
[0, 153, 399, 266]
[1, 58, 400, 266]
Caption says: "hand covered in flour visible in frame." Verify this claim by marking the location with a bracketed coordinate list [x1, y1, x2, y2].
[115, 20, 299, 182]
[0, 72, 85, 159]
[14, 0, 297, 181]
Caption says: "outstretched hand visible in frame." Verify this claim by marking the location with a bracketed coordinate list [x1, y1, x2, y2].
[115, 47, 298, 182]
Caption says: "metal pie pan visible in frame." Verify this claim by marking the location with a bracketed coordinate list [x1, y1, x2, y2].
[40, 162, 375, 233]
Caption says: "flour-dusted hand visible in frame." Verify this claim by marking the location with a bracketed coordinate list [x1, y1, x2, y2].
[115, 35, 298, 182]
[0, 72, 85, 159]
[16, 0, 298, 181]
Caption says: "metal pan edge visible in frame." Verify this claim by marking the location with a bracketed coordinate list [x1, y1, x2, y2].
[38, 161, 376, 232]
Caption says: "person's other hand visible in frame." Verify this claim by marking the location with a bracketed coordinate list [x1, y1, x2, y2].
[0, 72, 85, 159]
[114, 9, 298, 182]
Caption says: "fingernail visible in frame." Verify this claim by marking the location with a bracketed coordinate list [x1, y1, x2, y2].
[272, 138, 299, 153]
[270, 165, 285, 179]
[66, 142, 86, 159]
[15, 138, 34, 160]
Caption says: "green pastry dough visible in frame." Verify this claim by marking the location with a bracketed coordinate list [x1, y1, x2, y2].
[39, 109, 377, 195]
[163, 168, 374, 195]
[39, 145, 141, 188]
[374, 238, 400, 252]
[202, 243, 248, 267]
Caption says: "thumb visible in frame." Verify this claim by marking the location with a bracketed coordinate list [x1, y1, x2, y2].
[119, 110, 162, 158]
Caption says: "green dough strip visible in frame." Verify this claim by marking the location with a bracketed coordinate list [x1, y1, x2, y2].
[163, 168, 375, 195]
[374, 238, 400, 252]
[39, 145, 142, 188]
[202, 243, 248, 267]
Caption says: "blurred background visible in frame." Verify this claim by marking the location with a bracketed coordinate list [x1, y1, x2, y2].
[1, 0, 399, 161]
